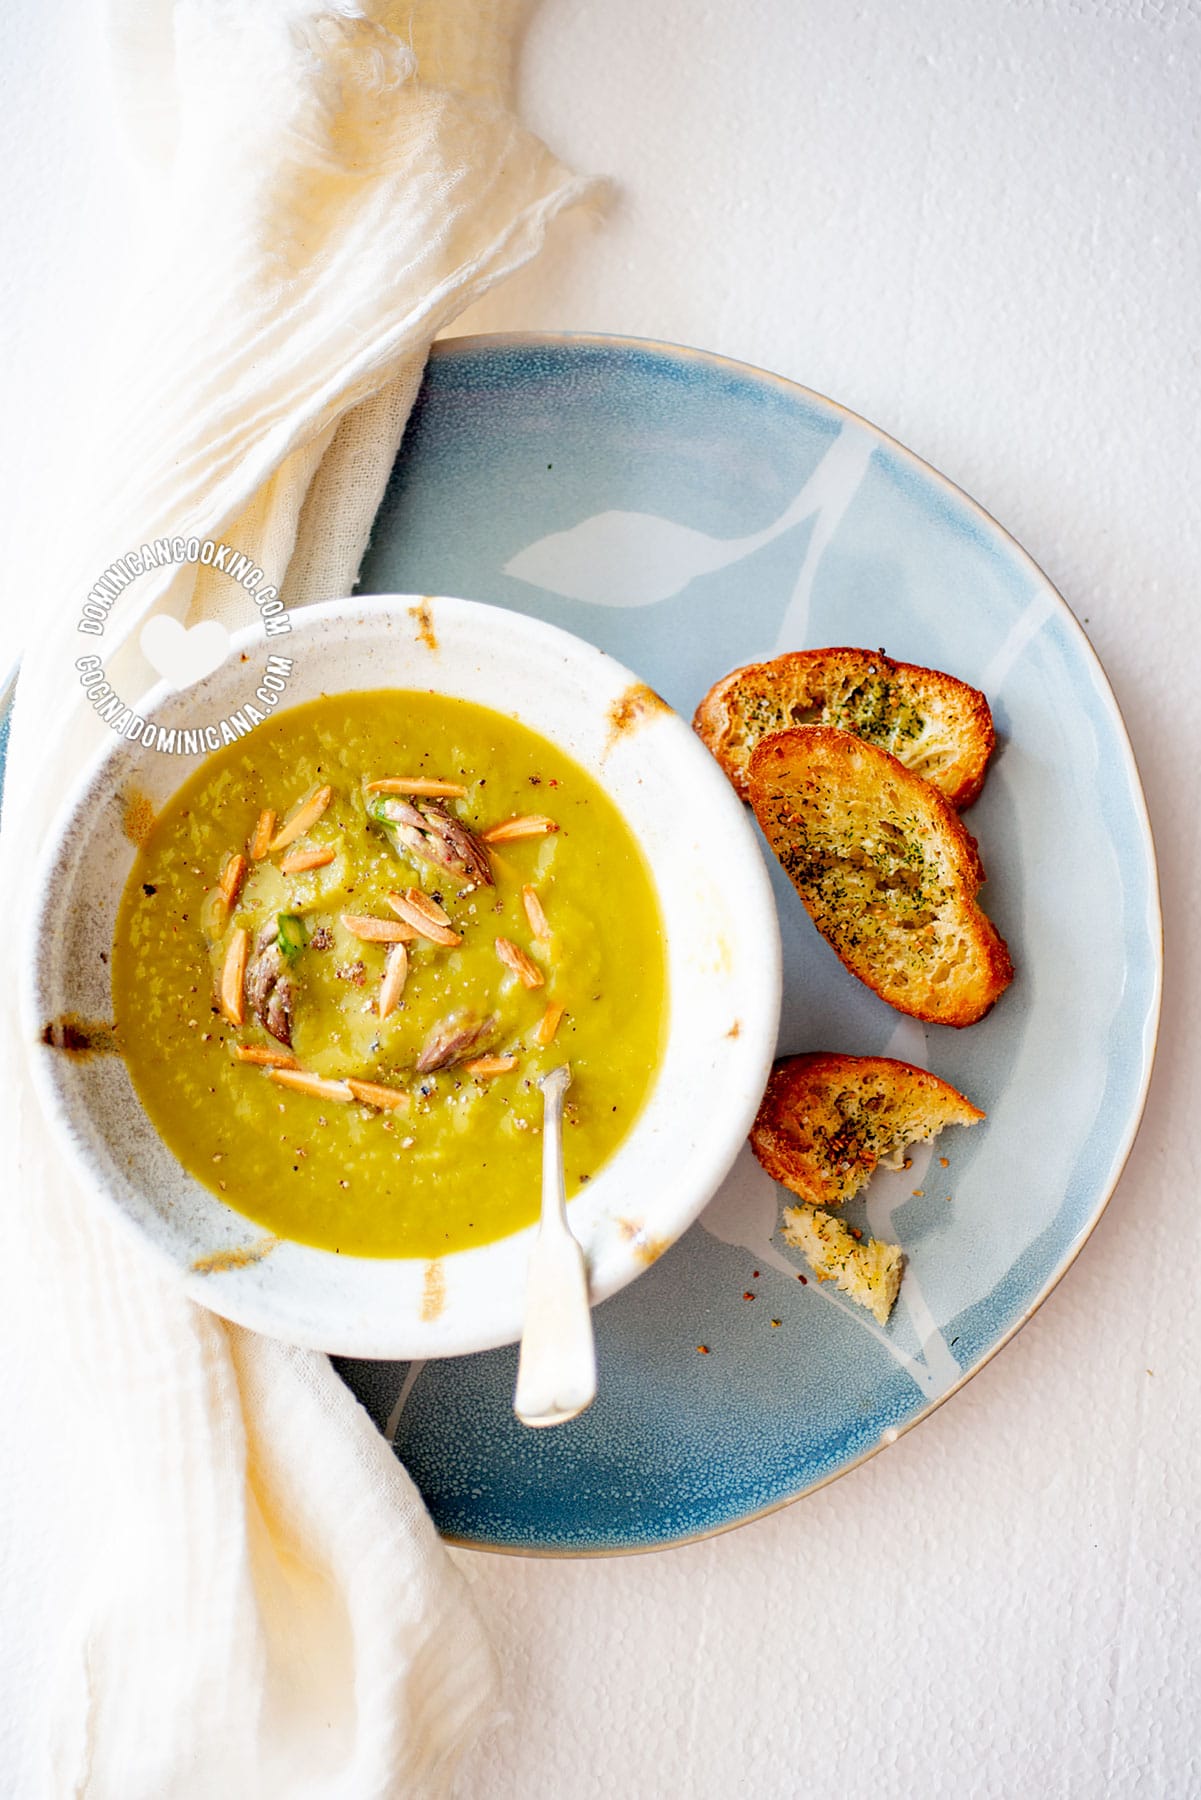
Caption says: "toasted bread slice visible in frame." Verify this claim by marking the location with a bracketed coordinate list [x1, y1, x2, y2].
[781, 1206, 904, 1325]
[693, 648, 994, 807]
[748, 727, 1013, 1026]
[751, 1052, 983, 1208]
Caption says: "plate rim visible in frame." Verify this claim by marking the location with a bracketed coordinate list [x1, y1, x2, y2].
[400, 330, 1165, 1556]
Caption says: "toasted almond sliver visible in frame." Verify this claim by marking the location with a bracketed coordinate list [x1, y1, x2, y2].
[366, 777, 469, 798]
[410, 888, 454, 928]
[387, 888, 462, 947]
[521, 885, 551, 941]
[346, 1077, 412, 1111]
[219, 852, 248, 908]
[220, 927, 249, 1026]
[495, 936, 545, 990]
[268, 1068, 354, 1104]
[378, 942, 408, 1020]
[482, 815, 560, 844]
[279, 844, 336, 875]
[341, 913, 416, 944]
[233, 1044, 299, 1070]
[250, 809, 276, 860]
[463, 1055, 518, 1077]
[269, 785, 333, 854]
[534, 1001, 565, 1047]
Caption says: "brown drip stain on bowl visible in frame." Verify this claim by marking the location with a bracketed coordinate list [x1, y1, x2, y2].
[617, 1218, 669, 1267]
[121, 788, 156, 847]
[192, 1236, 279, 1276]
[605, 682, 671, 751]
[409, 600, 438, 653]
[41, 1015, 120, 1057]
[420, 1260, 446, 1320]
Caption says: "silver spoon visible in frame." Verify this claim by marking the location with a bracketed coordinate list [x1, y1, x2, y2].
[512, 1064, 597, 1428]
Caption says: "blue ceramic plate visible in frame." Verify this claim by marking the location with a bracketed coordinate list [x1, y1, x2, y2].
[3, 335, 1161, 1555]
[339, 335, 1161, 1553]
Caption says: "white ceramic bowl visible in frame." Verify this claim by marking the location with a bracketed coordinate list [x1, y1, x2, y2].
[22, 595, 781, 1358]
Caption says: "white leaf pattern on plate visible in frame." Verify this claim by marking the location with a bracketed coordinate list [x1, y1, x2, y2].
[504, 425, 875, 608]
[385, 1359, 427, 1442]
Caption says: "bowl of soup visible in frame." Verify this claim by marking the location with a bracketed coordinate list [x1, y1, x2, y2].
[23, 596, 781, 1357]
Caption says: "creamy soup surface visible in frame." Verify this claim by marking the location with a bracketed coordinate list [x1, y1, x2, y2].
[112, 691, 667, 1257]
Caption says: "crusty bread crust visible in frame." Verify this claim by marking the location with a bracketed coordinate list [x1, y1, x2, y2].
[751, 1052, 984, 1207]
[693, 647, 995, 808]
[748, 727, 1013, 1026]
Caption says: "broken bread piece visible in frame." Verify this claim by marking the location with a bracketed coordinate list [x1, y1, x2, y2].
[759, 1052, 983, 1326]
[781, 1207, 904, 1326]
[693, 647, 995, 808]
[751, 1052, 983, 1208]
[748, 727, 1014, 1026]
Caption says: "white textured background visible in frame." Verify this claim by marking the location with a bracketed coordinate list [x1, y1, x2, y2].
[2, 2, 1199, 1796]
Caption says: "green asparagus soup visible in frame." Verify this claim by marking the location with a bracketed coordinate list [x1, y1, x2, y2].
[112, 691, 667, 1258]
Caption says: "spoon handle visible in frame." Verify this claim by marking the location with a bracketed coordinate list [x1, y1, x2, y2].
[513, 1066, 597, 1428]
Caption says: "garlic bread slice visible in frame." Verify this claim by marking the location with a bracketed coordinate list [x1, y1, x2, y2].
[748, 727, 1013, 1026]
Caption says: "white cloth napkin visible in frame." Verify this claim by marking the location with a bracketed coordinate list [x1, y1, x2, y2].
[0, 2, 592, 1793]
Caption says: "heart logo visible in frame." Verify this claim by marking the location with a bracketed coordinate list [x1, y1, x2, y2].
[140, 615, 231, 690]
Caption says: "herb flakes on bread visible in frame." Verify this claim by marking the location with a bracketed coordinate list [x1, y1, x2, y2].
[748, 727, 1014, 1026]
[751, 1052, 983, 1208]
[693, 647, 995, 808]
[780, 1207, 904, 1326]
